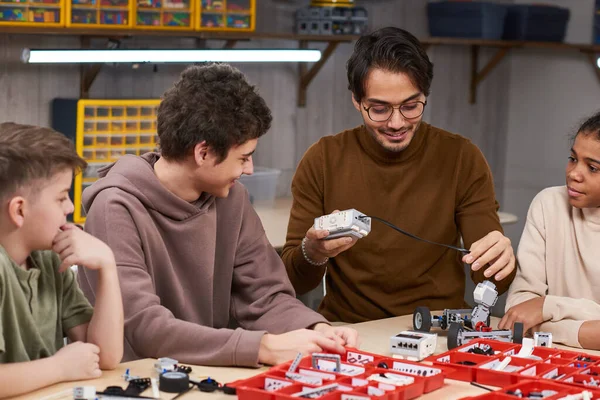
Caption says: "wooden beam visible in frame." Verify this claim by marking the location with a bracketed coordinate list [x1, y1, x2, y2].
[223, 40, 237, 49]
[473, 47, 510, 86]
[195, 38, 207, 49]
[297, 41, 338, 107]
[469, 46, 510, 104]
[470, 45, 479, 104]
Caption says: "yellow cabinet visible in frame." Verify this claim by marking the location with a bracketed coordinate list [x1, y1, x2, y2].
[65, 0, 132, 27]
[74, 99, 160, 223]
[133, 0, 194, 30]
[0, 0, 64, 27]
[196, 0, 254, 31]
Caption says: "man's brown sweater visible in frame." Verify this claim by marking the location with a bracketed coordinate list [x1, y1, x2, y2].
[282, 123, 515, 323]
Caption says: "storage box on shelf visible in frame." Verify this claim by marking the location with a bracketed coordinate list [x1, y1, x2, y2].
[427, 1, 507, 40]
[134, 0, 193, 30]
[72, 99, 160, 223]
[502, 5, 570, 42]
[0, 0, 64, 27]
[66, 0, 131, 27]
[196, 0, 254, 31]
[295, 5, 368, 35]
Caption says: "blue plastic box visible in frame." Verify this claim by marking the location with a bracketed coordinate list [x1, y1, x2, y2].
[427, 1, 507, 40]
[502, 5, 570, 42]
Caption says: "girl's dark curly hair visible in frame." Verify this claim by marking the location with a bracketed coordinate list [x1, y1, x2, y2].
[575, 110, 600, 141]
[157, 63, 273, 163]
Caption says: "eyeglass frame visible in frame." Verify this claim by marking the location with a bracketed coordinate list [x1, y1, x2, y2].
[362, 100, 428, 122]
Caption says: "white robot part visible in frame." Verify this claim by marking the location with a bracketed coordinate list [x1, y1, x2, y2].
[389, 331, 437, 361]
[534, 332, 553, 348]
[470, 281, 498, 327]
[73, 386, 96, 400]
[313, 209, 371, 240]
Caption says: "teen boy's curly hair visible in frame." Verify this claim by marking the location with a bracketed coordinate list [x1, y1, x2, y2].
[157, 63, 273, 163]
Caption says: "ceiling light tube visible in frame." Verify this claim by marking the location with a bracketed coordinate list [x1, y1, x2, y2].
[21, 48, 322, 64]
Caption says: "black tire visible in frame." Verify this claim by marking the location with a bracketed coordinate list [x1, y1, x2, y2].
[413, 307, 432, 332]
[448, 323, 463, 349]
[486, 314, 491, 328]
[440, 315, 448, 330]
[513, 322, 524, 344]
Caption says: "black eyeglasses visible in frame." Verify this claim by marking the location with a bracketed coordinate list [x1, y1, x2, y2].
[362, 100, 427, 122]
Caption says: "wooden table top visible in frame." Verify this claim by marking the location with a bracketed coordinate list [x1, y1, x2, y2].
[22, 313, 597, 400]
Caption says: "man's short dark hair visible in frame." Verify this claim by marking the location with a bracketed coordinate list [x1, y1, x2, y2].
[347, 27, 434, 102]
[157, 63, 273, 163]
[0, 122, 87, 201]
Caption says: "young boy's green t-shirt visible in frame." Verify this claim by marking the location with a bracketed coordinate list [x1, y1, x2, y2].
[0, 246, 94, 363]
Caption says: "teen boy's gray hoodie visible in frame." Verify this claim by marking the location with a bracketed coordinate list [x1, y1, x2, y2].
[77, 152, 328, 367]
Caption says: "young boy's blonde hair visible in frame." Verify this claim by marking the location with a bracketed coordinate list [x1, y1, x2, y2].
[0, 122, 87, 201]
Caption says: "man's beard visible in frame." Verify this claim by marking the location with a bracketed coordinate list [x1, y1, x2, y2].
[364, 120, 420, 153]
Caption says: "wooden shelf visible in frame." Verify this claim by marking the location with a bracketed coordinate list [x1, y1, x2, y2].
[8, 28, 600, 105]
[418, 38, 600, 103]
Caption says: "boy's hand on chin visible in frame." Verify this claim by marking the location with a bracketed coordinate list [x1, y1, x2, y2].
[52, 224, 116, 273]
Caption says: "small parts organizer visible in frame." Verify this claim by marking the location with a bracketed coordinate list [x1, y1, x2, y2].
[427, 338, 600, 398]
[228, 349, 453, 400]
[66, 0, 130, 27]
[0, 0, 63, 26]
[73, 99, 160, 223]
[464, 380, 598, 399]
[198, 0, 253, 31]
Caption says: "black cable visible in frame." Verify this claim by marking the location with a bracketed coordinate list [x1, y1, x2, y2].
[359, 215, 470, 255]
[470, 381, 495, 391]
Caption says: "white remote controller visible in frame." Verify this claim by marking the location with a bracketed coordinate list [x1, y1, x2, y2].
[313, 209, 371, 240]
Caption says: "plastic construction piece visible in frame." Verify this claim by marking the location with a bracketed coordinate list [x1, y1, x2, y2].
[557, 390, 594, 400]
[534, 332, 553, 348]
[190, 377, 237, 395]
[289, 352, 303, 373]
[312, 353, 342, 372]
[389, 330, 437, 361]
[414, 280, 524, 349]
[154, 356, 178, 373]
[175, 364, 192, 374]
[73, 386, 96, 400]
[291, 383, 339, 398]
[468, 344, 494, 356]
[122, 368, 141, 382]
[447, 321, 523, 349]
[313, 209, 371, 240]
[506, 388, 558, 398]
[413, 281, 497, 334]
[159, 371, 189, 393]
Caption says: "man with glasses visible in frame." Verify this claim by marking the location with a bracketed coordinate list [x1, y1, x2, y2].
[281, 27, 516, 323]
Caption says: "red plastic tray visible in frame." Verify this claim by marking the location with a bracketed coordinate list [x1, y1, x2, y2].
[426, 338, 600, 389]
[228, 348, 453, 400]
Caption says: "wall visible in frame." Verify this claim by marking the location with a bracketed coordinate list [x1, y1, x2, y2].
[0, 0, 511, 200]
[502, 0, 600, 248]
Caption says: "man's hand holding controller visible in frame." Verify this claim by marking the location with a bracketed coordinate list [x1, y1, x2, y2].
[301, 209, 371, 266]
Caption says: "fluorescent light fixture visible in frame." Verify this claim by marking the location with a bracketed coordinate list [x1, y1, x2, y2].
[21, 48, 322, 64]
[597, 56, 600, 69]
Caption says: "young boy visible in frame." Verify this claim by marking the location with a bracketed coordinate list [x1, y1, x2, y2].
[77, 63, 358, 367]
[0, 123, 123, 398]
[499, 112, 600, 350]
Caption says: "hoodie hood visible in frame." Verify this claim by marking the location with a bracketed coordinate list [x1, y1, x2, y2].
[82, 153, 215, 221]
